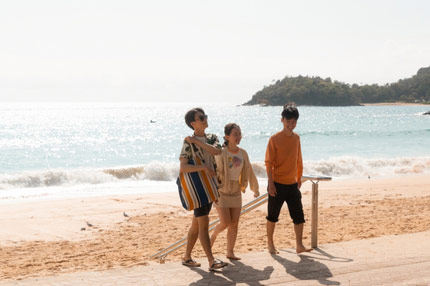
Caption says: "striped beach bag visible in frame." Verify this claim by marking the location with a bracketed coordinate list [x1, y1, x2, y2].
[176, 144, 219, 211]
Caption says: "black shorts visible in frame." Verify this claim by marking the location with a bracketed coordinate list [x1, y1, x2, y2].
[266, 182, 305, 225]
[193, 202, 213, 217]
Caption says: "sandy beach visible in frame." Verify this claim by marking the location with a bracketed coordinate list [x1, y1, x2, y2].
[1, 174, 429, 281]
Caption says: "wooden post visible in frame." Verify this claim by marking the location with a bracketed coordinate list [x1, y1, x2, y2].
[303, 175, 330, 249]
[311, 181, 319, 248]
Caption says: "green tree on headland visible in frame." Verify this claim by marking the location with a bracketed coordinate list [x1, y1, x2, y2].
[244, 66, 430, 106]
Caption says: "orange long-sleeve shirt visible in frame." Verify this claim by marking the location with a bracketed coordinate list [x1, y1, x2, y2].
[265, 131, 303, 185]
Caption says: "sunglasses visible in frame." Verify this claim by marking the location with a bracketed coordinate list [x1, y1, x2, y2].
[198, 114, 208, 121]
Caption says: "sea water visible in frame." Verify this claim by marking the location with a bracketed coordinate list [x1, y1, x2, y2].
[1, 102, 429, 202]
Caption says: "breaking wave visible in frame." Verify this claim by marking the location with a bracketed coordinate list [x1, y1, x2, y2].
[303, 156, 430, 177]
[0, 162, 179, 190]
[1, 156, 429, 190]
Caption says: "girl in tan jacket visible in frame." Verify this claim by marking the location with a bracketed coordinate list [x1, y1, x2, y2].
[210, 123, 259, 260]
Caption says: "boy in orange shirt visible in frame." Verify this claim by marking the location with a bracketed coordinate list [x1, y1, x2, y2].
[265, 103, 313, 254]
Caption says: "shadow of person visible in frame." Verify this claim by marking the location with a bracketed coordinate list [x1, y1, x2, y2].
[221, 259, 274, 286]
[188, 267, 234, 286]
[188, 260, 274, 286]
[281, 248, 353, 263]
[312, 248, 353, 263]
[272, 254, 340, 285]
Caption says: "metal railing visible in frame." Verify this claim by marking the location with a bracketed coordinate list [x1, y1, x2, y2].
[151, 175, 331, 263]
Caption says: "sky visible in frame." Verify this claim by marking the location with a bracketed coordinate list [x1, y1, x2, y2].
[1, 0, 430, 104]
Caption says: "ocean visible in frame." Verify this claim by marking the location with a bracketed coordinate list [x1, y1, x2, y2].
[1, 102, 429, 203]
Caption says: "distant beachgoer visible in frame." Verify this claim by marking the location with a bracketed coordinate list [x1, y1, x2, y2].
[179, 107, 228, 271]
[265, 103, 313, 254]
[210, 123, 259, 260]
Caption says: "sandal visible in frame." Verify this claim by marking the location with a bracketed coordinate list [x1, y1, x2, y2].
[182, 259, 201, 267]
[209, 259, 228, 271]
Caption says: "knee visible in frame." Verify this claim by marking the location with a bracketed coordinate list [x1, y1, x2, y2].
[291, 210, 305, 225]
[293, 218, 305, 225]
[198, 221, 209, 230]
[229, 219, 239, 228]
[266, 215, 279, 223]
[218, 220, 230, 229]
[188, 228, 199, 238]
[189, 223, 199, 233]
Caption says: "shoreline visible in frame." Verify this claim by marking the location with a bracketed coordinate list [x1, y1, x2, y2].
[1, 174, 429, 280]
[360, 102, 429, 106]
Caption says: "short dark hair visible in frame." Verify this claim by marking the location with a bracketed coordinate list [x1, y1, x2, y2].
[281, 102, 299, 120]
[184, 107, 205, 130]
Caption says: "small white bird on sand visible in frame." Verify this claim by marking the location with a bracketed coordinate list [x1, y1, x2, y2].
[86, 222, 93, 227]
[123, 212, 129, 217]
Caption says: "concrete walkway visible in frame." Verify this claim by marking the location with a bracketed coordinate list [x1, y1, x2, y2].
[2, 231, 430, 286]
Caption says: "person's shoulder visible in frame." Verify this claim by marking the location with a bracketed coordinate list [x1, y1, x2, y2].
[293, 132, 301, 140]
[179, 139, 192, 159]
[270, 131, 284, 140]
[181, 138, 191, 146]
[238, 147, 248, 156]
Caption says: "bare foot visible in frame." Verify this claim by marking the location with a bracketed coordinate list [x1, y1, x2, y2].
[226, 254, 241, 260]
[296, 245, 313, 253]
[268, 245, 279, 254]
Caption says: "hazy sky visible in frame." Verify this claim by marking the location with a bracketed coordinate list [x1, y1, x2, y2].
[1, 0, 430, 104]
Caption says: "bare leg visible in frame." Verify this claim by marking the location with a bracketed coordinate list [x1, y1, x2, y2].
[294, 223, 313, 253]
[196, 215, 215, 265]
[266, 220, 279, 254]
[184, 216, 199, 261]
[210, 207, 230, 247]
[226, 207, 241, 260]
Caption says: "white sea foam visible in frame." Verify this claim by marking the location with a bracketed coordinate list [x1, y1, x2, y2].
[0, 162, 179, 190]
[0, 169, 117, 189]
[303, 156, 430, 178]
[1, 156, 429, 191]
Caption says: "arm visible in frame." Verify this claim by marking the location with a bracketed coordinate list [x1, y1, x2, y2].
[249, 165, 260, 198]
[185, 136, 221, 156]
[215, 152, 225, 187]
[179, 157, 216, 177]
[297, 139, 303, 188]
[266, 166, 276, 197]
[244, 150, 259, 197]
[265, 138, 277, 197]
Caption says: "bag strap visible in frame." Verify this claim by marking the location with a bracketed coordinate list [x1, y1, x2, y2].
[189, 138, 205, 163]
[190, 142, 196, 159]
